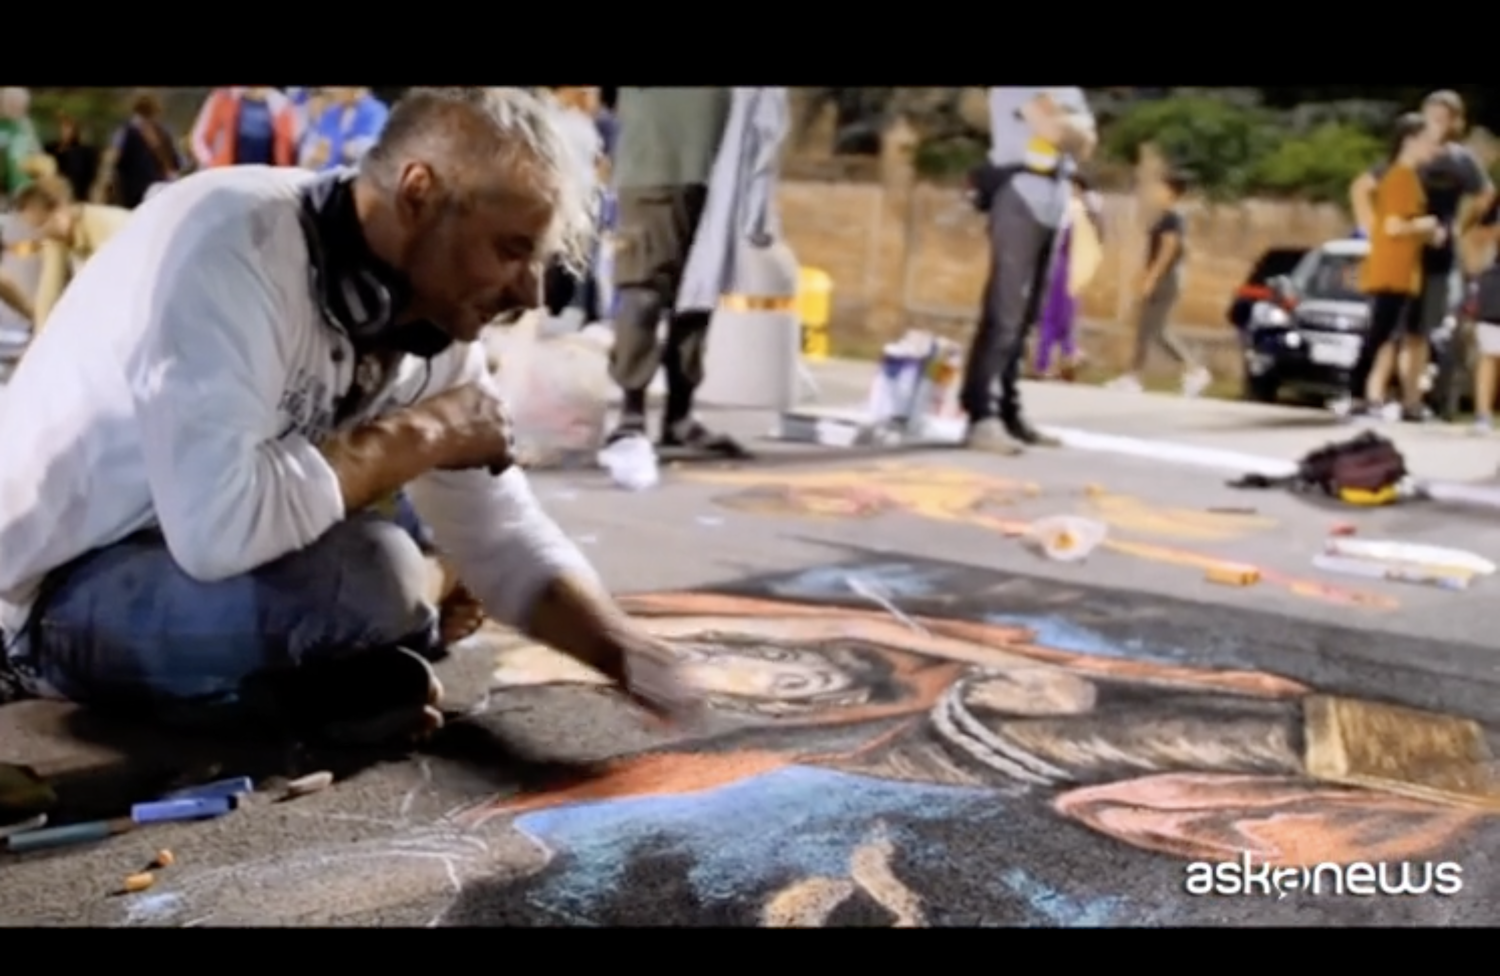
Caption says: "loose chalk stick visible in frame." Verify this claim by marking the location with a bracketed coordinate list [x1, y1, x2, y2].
[284, 771, 333, 797]
[122, 872, 155, 893]
[153, 849, 174, 868]
[0, 814, 47, 839]
[132, 797, 233, 824]
[1205, 564, 1260, 586]
[165, 776, 253, 801]
[5, 819, 125, 853]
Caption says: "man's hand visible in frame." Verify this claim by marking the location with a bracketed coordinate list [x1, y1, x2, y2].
[620, 636, 707, 727]
[319, 380, 515, 514]
[526, 574, 706, 727]
[419, 381, 517, 475]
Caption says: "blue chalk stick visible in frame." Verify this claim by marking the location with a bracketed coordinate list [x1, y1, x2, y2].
[131, 796, 233, 824]
[165, 776, 254, 800]
[5, 819, 116, 853]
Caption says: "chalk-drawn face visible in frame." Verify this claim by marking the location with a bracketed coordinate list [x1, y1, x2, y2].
[673, 638, 871, 715]
[481, 592, 1491, 874]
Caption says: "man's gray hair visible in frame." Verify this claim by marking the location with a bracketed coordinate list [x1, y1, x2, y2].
[361, 87, 597, 274]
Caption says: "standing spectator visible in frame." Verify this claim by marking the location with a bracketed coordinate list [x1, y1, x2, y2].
[189, 87, 298, 169]
[961, 88, 1096, 455]
[1350, 90, 1494, 420]
[1468, 197, 1500, 431]
[102, 92, 181, 209]
[607, 88, 744, 456]
[300, 88, 389, 172]
[1105, 172, 1211, 396]
[44, 114, 99, 204]
[0, 88, 43, 205]
[1032, 174, 1102, 381]
[1344, 113, 1442, 419]
[12, 176, 131, 331]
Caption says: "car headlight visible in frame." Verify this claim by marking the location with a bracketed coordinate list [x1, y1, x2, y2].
[1249, 302, 1290, 330]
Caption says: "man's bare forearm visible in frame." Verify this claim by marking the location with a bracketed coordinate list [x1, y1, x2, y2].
[0, 275, 32, 322]
[319, 409, 444, 512]
[523, 572, 649, 686]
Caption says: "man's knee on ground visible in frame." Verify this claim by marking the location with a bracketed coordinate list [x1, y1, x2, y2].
[325, 515, 434, 643]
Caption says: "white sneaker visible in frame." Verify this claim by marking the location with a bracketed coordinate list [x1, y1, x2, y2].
[1104, 375, 1143, 392]
[1328, 395, 1354, 418]
[1474, 415, 1493, 436]
[1379, 401, 1402, 423]
[1181, 367, 1212, 398]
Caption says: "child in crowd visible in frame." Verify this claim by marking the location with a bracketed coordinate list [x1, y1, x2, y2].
[1032, 173, 1102, 381]
[1107, 171, 1211, 396]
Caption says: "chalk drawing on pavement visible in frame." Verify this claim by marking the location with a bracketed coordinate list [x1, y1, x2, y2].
[445, 556, 1493, 925]
[687, 462, 1398, 610]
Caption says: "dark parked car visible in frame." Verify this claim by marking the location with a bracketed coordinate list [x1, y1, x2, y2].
[1226, 246, 1308, 333]
[1232, 239, 1469, 417]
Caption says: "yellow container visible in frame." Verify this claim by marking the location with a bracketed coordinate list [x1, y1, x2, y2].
[797, 266, 833, 360]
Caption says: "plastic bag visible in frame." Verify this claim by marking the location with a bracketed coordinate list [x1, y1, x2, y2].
[1023, 515, 1108, 562]
[486, 315, 613, 469]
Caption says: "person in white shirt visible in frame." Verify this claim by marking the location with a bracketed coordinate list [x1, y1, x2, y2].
[0, 88, 696, 743]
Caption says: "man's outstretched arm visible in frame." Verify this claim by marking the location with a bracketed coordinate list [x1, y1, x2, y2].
[405, 347, 684, 712]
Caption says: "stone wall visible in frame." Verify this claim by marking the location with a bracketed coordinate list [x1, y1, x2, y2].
[776, 148, 1351, 372]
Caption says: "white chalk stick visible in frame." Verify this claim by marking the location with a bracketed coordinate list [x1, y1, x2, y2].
[284, 771, 334, 798]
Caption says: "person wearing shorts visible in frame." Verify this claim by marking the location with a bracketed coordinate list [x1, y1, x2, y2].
[1347, 113, 1442, 419]
[1350, 91, 1494, 419]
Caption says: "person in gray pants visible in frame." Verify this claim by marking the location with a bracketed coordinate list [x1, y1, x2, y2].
[960, 88, 1096, 455]
[606, 88, 746, 457]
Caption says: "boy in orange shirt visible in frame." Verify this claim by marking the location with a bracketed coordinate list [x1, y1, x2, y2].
[1346, 113, 1442, 418]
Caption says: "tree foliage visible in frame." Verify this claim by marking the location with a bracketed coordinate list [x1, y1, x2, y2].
[1101, 91, 1392, 206]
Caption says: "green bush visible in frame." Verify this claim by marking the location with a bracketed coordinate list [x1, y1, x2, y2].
[1248, 123, 1382, 204]
[1102, 95, 1278, 200]
[912, 136, 986, 180]
[1102, 94, 1385, 206]
[28, 89, 131, 143]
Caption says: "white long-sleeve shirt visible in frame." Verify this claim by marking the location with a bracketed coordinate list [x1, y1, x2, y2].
[0, 165, 597, 642]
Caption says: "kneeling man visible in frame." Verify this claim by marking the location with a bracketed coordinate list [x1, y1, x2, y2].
[0, 88, 692, 743]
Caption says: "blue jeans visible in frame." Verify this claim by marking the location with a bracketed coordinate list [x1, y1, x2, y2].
[16, 506, 440, 729]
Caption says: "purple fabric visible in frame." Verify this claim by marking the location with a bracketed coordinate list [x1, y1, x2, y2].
[1033, 227, 1076, 372]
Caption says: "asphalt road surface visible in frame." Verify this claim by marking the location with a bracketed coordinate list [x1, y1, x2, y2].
[4, 421, 1499, 926]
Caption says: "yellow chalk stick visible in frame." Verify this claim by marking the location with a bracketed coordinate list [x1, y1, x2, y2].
[122, 872, 155, 893]
[1205, 564, 1260, 586]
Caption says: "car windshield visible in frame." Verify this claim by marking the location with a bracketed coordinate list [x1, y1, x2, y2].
[1292, 250, 1365, 302]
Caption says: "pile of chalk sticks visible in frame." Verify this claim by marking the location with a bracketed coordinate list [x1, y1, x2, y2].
[1, 771, 333, 891]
